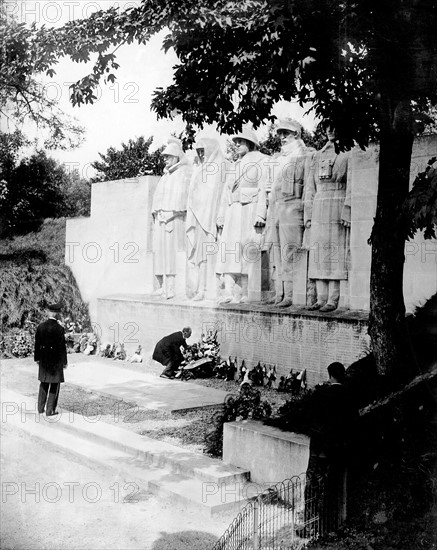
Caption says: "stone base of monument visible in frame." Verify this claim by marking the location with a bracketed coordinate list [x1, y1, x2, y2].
[223, 420, 310, 486]
[96, 294, 369, 386]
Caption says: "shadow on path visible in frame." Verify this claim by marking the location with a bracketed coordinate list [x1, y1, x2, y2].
[151, 529, 218, 550]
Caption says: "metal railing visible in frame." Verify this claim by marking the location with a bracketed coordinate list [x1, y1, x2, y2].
[212, 472, 342, 550]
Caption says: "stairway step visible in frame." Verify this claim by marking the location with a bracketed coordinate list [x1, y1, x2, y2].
[1, 388, 253, 517]
[148, 474, 254, 516]
[1, 388, 249, 486]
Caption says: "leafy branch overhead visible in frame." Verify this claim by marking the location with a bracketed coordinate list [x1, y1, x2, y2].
[42, 1, 436, 150]
[0, 17, 84, 149]
[4, 0, 437, 378]
[401, 158, 437, 240]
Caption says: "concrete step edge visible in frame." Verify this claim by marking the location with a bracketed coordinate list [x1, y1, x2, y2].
[3, 404, 247, 519]
[147, 477, 252, 517]
[1, 387, 250, 486]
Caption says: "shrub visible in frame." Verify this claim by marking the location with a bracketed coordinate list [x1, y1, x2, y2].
[10, 329, 33, 358]
[204, 383, 272, 457]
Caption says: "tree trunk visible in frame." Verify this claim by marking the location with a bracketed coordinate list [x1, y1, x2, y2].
[368, 99, 417, 380]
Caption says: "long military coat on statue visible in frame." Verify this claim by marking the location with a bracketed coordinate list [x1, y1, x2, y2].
[151, 158, 192, 276]
[186, 137, 229, 267]
[304, 142, 351, 280]
[34, 318, 67, 383]
[263, 139, 311, 282]
[217, 150, 268, 274]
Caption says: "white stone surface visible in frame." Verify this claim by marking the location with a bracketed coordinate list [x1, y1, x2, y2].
[65, 136, 437, 317]
[65, 176, 159, 319]
[223, 420, 310, 485]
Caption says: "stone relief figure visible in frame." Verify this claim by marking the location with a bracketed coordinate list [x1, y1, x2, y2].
[151, 137, 192, 299]
[216, 125, 268, 303]
[263, 118, 311, 307]
[186, 135, 229, 301]
[304, 122, 351, 312]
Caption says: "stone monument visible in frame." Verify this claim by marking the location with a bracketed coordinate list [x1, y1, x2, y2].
[216, 125, 268, 303]
[263, 118, 313, 307]
[186, 134, 229, 301]
[151, 137, 192, 299]
[304, 123, 351, 312]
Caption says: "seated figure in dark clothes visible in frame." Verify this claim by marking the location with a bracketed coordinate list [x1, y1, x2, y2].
[303, 362, 359, 535]
[153, 327, 192, 379]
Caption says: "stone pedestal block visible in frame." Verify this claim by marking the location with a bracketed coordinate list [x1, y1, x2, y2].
[223, 420, 310, 486]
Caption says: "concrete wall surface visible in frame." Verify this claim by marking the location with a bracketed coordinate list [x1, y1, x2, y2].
[96, 296, 369, 385]
[65, 176, 159, 319]
[348, 135, 437, 311]
[223, 420, 310, 486]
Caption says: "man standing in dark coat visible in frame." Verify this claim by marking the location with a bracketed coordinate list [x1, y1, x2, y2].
[34, 302, 68, 416]
[153, 327, 192, 379]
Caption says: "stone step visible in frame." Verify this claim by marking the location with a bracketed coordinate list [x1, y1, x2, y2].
[1, 388, 249, 486]
[147, 474, 252, 516]
[1, 388, 252, 517]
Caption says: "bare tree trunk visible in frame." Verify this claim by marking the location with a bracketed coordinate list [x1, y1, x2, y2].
[368, 100, 417, 380]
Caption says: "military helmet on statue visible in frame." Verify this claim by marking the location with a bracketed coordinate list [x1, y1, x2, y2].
[162, 137, 184, 158]
[232, 125, 260, 148]
[276, 118, 302, 138]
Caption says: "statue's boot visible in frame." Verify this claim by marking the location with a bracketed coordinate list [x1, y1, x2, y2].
[193, 262, 207, 302]
[239, 275, 249, 304]
[307, 279, 328, 310]
[218, 274, 235, 304]
[266, 278, 283, 304]
[229, 276, 244, 304]
[165, 275, 175, 300]
[319, 303, 337, 312]
[266, 294, 278, 304]
[193, 262, 207, 301]
[307, 302, 324, 310]
[276, 281, 293, 307]
[152, 275, 164, 297]
[319, 281, 339, 312]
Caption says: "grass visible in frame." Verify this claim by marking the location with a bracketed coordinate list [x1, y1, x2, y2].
[0, 218, 91, 358]
[0, 217, 67, 264]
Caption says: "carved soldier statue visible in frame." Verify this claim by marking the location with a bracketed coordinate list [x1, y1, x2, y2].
[216, 125, 268, 303]
[186, 134, 229, 301]
[151, 137, 192, 299]
[264, 118, 312, 307]
[304, 122, 351, 311]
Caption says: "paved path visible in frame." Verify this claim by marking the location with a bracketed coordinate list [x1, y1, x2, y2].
[1, 355, 229, 412]
[1, 421, 221, 550]
[67, 360, 229, 412]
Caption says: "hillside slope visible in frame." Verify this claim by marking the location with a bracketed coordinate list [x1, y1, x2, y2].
[0, 218, 90, 358]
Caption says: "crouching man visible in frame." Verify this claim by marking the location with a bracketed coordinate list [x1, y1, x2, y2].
[152, 327, 192, 379]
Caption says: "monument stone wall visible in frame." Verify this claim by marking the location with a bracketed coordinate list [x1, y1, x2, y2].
[65, 175, 159, 320]
[348, 135, 437, 311]
[65, 136, 437, 384]
[96, 295, 369, 385]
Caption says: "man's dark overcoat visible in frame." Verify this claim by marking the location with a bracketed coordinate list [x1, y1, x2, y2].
[152, 331, 187, 367]
[34, 318, 67, 383]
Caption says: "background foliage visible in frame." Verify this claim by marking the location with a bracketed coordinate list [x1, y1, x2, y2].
[0, 146, 91, 237]
[0, 218, 91, 358]
[91, 135, 165, 182]
[0, 15, 84, 150]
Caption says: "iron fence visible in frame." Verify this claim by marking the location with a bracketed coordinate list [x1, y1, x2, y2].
[212, 471, 344, 550]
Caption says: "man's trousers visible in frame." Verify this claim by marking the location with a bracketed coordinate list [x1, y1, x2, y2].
[38, 382, 60, 415]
